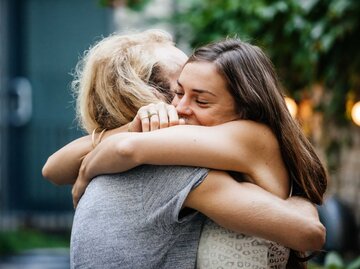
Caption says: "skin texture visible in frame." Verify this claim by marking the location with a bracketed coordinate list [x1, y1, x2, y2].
[173, 61, 239, 126]
[73, 62, 289, 200]
[70, 130, 325, 251]
[74, 122, 289, 198]
[43, 44, 325, 252]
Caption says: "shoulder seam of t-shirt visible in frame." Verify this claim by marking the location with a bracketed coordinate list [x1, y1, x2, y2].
[173, 167, 209, 224]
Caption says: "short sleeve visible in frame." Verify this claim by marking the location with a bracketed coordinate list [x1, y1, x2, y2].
[141, 165, 208, 232]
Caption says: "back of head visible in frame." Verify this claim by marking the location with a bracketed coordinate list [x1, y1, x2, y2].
[188, 38, 327, 204]
[73, 29, 174, 133]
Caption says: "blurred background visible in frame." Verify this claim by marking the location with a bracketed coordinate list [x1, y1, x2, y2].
[0, 0, 359, 268]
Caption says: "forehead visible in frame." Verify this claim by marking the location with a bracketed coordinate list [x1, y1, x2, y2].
[178, 61, 227, 93]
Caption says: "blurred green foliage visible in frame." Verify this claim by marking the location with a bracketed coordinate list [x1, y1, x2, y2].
[309, 252, 360, 269]
[174, 0, 360, 124]
[0, 229, 70, 255]
[101, 0, 360, 124]
[99, 0, 359, 169]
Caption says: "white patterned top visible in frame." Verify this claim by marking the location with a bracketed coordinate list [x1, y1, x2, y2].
[197, 219, 290, 269]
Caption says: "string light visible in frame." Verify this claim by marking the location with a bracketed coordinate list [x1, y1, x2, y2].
[351, 101, 360, 126]
[285, 97, 298, 118]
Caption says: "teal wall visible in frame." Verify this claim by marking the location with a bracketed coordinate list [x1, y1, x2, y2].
[7, 0, 112, 212]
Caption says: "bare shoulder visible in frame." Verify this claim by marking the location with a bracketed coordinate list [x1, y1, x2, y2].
[211, 121, 289, 198]
[220, 120, 279, 149]
[219, 120, 272, 132]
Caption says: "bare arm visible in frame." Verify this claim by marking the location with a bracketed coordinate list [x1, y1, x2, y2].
[42, 102, 180, 186]
[184, 170, 325, 252]
[77, 121, 289, 197]
[42, 125, 128, 185]
[42, 135, 92, 185]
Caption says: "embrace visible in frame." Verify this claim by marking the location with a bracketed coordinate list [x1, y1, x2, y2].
[43, 29, 327, 269]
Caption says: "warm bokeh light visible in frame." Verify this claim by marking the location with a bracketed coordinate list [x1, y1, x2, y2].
[285, 97, 298, 118]
[351, 101, 360, 126]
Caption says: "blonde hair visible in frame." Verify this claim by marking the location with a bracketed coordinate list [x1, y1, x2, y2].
[72, 29, 174, 133]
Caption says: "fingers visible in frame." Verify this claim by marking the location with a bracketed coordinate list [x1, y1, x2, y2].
[72, 179, 88, 209]
[179, 118, 186, 125]
[158, 103, 170, 129]
[72, 184, 79, 209]
[167, 105, 179, 127]
[137, 107, 151, 132]
[148, 106, 159, 131]
[136, 102, 180, 132]
[128, 115, 142, 132]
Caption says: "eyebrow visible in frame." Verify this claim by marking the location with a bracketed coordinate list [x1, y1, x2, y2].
[177, 80, 217, 97]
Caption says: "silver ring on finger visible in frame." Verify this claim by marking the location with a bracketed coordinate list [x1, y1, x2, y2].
[140, 115, 150, 120]
[148, 112, 158, 117]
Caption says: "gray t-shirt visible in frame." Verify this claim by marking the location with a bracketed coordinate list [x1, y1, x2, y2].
[70, 165, 208, 269]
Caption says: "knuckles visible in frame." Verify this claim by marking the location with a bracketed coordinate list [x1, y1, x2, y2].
[169, 120, 179, 127]
[137, 102, 179, 131]
[159, 121, 169, 129]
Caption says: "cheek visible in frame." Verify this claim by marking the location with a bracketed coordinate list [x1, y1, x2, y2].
[204, 115, 223, 126]
[193, 110, 217, 126]
[201, 107, 236, 126]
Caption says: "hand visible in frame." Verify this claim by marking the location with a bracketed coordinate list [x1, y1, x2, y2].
[72, 155, 92, 209]
[71, 133, 133, 208]
[128, 102, 185, 132]
[72, 175, 89, 209]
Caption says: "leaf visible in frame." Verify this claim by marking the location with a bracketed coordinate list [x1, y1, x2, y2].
[329, 0, 351, 18]
[348, 257, 360, 269]
[298, 0, 320, 14]
[324, 252, 345, 268]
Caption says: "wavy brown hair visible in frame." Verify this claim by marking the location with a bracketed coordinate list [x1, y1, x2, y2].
[188, 39, 328, 268]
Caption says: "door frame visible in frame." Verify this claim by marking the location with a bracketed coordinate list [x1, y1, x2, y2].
[0, 0, 10, 212]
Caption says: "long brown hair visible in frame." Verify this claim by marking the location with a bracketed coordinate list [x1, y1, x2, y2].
[188, 39, 327, 268]
[188, 38, 327, 204]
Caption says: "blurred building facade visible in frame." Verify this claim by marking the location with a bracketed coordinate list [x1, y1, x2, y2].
[0, 0, 178, 232]
[0, 0, 113, 230]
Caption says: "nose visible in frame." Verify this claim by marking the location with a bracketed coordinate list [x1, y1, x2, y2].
[174, 96, 192, 116]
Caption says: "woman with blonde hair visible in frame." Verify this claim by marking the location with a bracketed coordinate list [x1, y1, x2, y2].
[74, 29, 181, 133]
[44, 29, 187, 183]
[43, 30, 325, 268]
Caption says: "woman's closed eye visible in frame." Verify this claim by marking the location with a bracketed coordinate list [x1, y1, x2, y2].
[174, 90, 184, 97]
[196, 99, 209, 105]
